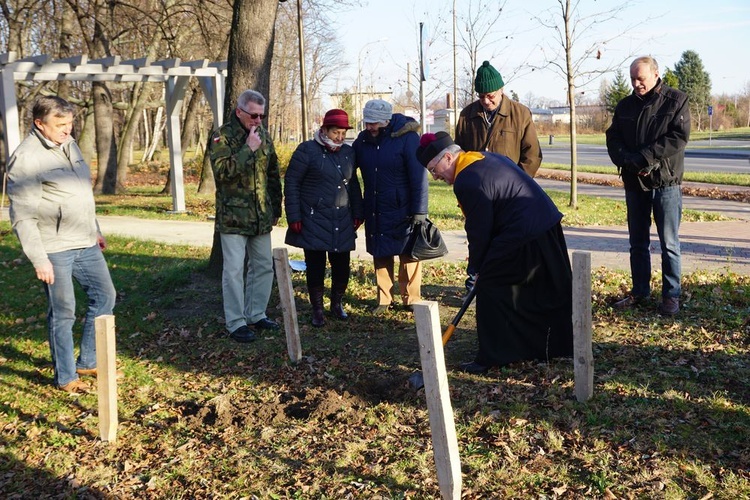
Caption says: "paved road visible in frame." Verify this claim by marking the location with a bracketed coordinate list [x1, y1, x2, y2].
[541, 139, 750, 174]
[3, 179, 748, 274]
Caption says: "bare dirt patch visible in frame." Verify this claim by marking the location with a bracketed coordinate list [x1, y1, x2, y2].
[175, 388, 369, 430]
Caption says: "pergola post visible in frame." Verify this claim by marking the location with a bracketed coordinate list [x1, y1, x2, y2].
[0, 65, 21, 161]
[165, 74, 190, 212]
[0, 52, 227, 214]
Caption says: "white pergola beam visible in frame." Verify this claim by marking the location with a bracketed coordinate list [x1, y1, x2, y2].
[1, 52, 228, 215]
[53, 55, 89, 66]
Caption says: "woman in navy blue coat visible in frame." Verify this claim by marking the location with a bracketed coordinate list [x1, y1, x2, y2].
[352, 99, 428, 313]
[285, 109, 364, 326]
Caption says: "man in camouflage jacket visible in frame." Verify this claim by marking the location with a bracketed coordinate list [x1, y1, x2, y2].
[209, 89, 282, 342]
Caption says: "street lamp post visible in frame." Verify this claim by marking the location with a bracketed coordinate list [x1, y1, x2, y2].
[296, 0, 308, 141]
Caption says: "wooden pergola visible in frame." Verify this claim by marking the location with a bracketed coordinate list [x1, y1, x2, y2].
[0, 52, 227, 212]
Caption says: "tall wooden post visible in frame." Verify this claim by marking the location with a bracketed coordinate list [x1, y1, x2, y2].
[413, 301, 461, 499]
[272, 247, 302, 362]
[95, 314, 118, 442]
[572, 251, 594, 402]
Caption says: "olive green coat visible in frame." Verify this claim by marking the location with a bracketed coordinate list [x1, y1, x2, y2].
[455, 97, 542, 178]
[209, 114, 282, 236]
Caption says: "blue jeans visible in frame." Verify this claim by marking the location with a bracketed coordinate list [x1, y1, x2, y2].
[45, 244, 117, 387]
[220, 232, 274, 332]
[625, 186, 682, 299]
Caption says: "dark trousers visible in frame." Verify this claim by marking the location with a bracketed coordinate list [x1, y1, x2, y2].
[303, 249, 350, 289]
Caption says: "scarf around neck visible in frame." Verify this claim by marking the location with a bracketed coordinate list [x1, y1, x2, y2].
[315, 128, 343, 152]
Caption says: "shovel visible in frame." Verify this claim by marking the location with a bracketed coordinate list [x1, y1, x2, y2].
[407, 283, 478, 391]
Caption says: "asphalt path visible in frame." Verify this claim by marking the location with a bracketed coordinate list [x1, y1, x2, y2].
[541, 139, 750, 174]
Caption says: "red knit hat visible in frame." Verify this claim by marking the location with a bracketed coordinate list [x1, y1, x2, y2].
[321, 109, 352, 129]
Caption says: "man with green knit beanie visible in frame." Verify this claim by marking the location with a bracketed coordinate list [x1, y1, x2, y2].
[455, 60, 542, 178]
[455, 60, 543, 294]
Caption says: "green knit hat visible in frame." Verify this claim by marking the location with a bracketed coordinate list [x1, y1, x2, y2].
[474, 61, 504, 93]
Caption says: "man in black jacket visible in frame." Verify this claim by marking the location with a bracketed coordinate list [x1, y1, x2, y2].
[606, 56, 691, 316]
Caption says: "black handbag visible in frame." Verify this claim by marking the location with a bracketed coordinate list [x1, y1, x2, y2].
[405, 218, 449, 261]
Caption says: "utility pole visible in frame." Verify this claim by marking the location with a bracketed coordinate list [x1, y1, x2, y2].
[452, 0, 458, 130]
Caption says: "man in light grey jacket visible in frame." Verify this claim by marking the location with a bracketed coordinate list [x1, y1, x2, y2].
[7, 96, 118, 393]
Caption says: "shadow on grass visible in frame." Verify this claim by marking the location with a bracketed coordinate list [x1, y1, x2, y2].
[2, 228, 749, 495]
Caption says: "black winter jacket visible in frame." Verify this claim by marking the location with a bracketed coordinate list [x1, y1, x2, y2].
[606, 80, 690, 191]
[284, 140, 363, 253]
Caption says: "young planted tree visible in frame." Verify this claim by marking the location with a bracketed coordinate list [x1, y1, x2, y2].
[674, 50, 711, 131]
[534, 0, 640, 208]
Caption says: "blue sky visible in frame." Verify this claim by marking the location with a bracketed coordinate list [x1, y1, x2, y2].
[329, 0, 750, 105]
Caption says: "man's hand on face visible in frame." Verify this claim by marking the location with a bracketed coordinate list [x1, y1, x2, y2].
[246, 126, 262, 152]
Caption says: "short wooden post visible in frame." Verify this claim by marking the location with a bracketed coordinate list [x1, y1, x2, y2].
[94, 314, 118, 442]
[272, 247, 302, 363]
[413, 301, 461, 500]
[572, 251, 594, 402]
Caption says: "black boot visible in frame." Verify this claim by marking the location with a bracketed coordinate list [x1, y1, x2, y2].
[330, 283, 348, 320]
[309, 286, 325, 327]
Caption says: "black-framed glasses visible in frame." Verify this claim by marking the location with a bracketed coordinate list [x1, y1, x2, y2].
[427, 154, 446, 175]
[238, 107, 266, 120]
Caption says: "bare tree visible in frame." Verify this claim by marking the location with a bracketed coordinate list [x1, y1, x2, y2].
[63, 0, 122, 193]
[454, 0, 508, 107]
[534, 0, 640, 208]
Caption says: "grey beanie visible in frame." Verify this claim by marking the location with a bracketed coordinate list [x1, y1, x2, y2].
[362, 99, 393, 123]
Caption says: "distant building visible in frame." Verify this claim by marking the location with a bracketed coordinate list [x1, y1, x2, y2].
[548, 104, 607, 126]
[329, 90, 393, 132]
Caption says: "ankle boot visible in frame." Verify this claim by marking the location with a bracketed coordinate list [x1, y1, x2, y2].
[309, 286, 325, 327]
[330, 284, 348, 320]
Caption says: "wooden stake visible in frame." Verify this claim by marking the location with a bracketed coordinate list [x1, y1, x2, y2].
[94, 314, 118, 442]
[413, 301, 461, 499]
[272, 247, 302, 363]
[572, 251, 594, 402]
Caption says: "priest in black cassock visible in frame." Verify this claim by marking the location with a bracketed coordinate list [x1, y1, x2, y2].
[416, 131, 573, 374]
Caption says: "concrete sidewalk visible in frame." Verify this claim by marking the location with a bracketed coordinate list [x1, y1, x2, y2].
[3, 179, 749, 274]
[90, 214, 749, 274]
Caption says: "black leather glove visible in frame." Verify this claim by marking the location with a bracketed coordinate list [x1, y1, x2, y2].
[621, 152, 646, 174]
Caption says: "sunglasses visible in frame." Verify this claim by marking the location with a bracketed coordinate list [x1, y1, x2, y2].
[238, 107, 267, 120]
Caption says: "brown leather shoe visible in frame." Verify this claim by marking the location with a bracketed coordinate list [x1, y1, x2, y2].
[371, 304, 391, 315]
[76, 367, 125, 380]
[59, 379, 90, 393]
[658, 297, 679, 316]
[613, 295, 644, 309]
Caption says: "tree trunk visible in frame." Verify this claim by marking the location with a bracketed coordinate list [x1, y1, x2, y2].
[197, 128, 215, 194]
[57, 3, 77, 100]
[78, 101, 96, 165]
[144, 104, 165, 163]
[223, 0, 277, 118]
[116, 81, 150, 190]
[207, 0, 279, 277]
[91, 82, 118, 194]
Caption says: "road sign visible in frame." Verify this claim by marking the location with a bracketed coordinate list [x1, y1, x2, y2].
[708, 105, 713, 116]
